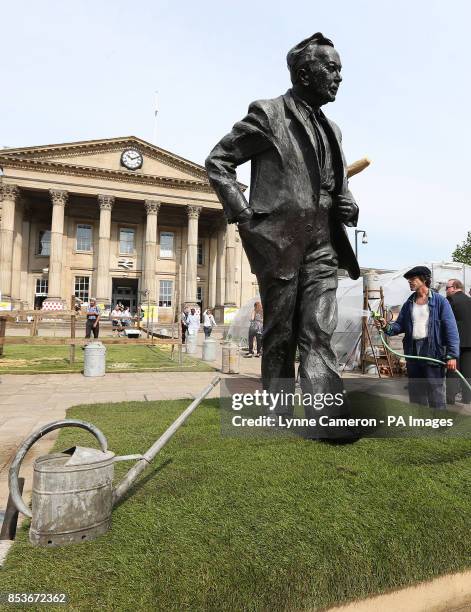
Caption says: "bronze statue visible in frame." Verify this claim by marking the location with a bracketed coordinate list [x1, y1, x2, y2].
[206, 33, 360, 436]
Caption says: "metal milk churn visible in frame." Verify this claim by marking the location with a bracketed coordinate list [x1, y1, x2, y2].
[83, 341, 106, 377]
[185, 331, 198, 354]
[202, 338, 217, 361]
[221, 341, 240, 374]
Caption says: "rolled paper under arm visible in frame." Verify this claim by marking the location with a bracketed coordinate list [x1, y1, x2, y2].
[347, 157, 371, 178]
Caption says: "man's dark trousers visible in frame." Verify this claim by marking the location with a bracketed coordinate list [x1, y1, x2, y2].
[86, 320, 99, 339]
[447, 291, 471, 404]
[447, 349, 471, 404]
[407, 339, 446, 409]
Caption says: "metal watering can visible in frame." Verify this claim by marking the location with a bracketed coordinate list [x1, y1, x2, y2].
[9, 376, 220, 546]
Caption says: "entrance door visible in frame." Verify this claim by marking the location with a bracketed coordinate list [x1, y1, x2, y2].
[111, 278, 139, 313]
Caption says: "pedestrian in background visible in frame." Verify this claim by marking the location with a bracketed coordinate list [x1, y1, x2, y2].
[186, 307, 200, 336]
[203, 308, 217, 338]
[246, 301, 263, 358]
[446, 278, 471, 405]
[181, 306, 190, 342]
[111, 304, 122, 337]
[85, 298, 101, 339]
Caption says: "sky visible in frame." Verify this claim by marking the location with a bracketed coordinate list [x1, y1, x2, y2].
[1, 0, 469, 270]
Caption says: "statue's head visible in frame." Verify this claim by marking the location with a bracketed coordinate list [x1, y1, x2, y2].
[287, 33, 342, 106]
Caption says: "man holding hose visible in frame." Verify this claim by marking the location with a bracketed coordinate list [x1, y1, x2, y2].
[376, 266, 459, 410]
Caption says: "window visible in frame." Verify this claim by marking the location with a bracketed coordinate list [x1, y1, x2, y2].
[74, 276, 90, 302]
[119, 228, 135, 254]
[35, 279, 48, 296]
[76, 224, 92, 251]
[160, 232, 174, 258]
[197, 242, 204, 265]
[196, 286, 203, 302]
[159, 280, 173, 307]
[37, 230, 51, 256]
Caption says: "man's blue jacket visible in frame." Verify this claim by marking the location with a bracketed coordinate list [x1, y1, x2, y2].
[384, 290, 460, 361]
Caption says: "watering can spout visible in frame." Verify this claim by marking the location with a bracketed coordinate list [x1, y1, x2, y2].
[113, 375, 221, 505]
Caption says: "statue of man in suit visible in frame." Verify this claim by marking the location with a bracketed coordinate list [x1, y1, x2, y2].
[206, 33, 360, 429]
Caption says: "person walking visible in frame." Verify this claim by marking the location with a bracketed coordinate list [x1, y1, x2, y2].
[446, 278, 471, 405]
[186, 308, 200, 335]
[181, 306, 190, 342]
[203, 308, 216, 338]
[246, 301, 263, 357]
[376, 266, 459, 410]
[121, 306, 131, 328]
[85, 298, 101, 339]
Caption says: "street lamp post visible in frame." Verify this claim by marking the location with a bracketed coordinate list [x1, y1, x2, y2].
[354, 229, 368, 259]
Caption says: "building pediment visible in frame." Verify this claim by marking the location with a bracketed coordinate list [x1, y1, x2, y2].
[0, 136, 239, 193]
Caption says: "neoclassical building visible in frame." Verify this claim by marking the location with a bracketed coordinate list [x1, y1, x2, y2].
[0, 137, 258, 322]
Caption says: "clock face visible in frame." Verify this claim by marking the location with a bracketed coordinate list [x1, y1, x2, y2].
[121, 149, 143, 170]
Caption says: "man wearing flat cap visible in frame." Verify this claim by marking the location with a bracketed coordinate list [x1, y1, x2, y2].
[376, 266, 459, 409]
[206, 33, 359, 433]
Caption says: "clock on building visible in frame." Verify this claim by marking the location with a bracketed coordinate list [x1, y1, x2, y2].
[120, 149, 143, 171]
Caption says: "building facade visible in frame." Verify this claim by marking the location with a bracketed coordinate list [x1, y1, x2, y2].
[0, 137, 259, 322]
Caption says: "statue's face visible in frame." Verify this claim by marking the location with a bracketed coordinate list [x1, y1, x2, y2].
[301, 45, 342, 105]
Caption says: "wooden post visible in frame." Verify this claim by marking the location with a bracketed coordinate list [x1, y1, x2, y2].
[364, 322, 382, 378]
[0, 316, 6, 357]
[380, 286, 394, 376]
[31, 312, 39, 337]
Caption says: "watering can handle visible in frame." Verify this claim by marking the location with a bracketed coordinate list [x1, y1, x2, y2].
[8, 419, 108, 518]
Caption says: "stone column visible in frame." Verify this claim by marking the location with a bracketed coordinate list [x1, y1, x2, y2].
[225, 222, 237, 305]
[215, 219, 226, 307]
[11, 198, 24, 302]
[185, 204, 202, 304]
[213, 218, 226, 323]
[96, 195, 114, 305]
[20, 210, 30, 305]
[46, 189, 68, 300]
[0, 184, 19, 301]
[209, 235, 217, 308]
[143, 200, 160, 303]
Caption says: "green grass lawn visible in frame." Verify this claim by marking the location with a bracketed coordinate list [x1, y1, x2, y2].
[0, 344, 213, 373]
[1, 397, 471, 611]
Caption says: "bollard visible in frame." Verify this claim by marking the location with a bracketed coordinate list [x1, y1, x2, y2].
[83, 342, 106, 377]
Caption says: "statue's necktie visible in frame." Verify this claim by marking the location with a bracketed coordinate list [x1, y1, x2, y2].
[310, 110, 326, 171]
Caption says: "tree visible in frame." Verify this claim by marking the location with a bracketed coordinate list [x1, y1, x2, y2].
[452, 231, 471, 266]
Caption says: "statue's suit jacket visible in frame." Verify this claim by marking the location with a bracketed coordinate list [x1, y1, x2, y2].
[205, 89, 360, 281]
